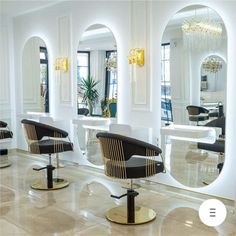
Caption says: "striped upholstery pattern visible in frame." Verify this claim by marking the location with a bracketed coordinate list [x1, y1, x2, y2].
[97, 132, 164, 179]
[21, 119, 73, 155]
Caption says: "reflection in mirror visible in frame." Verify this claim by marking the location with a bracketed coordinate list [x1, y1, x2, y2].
[161, 5, 227, 187]
[200, 55, 226, 117]
[77, 24, 117, 117]
[22, 37, 49, 113]
[77, 24, 117, 166]
[161, 207, 218, 234]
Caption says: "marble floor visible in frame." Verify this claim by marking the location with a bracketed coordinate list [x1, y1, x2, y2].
[0, 151, 235, 236]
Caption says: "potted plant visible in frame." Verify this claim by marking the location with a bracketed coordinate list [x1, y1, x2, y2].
[79, 76, 100, 115]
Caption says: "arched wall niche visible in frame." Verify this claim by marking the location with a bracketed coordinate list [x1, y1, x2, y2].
[21, 35, 51, 114]
[73, 21, 125, 123]
[150, 1, 236, 200]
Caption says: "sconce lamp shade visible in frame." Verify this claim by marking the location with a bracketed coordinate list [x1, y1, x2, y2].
[128, 48, 144, 66]
[55, 57, 69, 72]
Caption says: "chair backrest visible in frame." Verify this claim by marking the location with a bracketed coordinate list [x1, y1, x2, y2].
[186, 105, 209, 115]
[107, 98, 117, 117]
[0, 121, 7, 128]
[97, 132, 162, 179]
[78, 108, 89, 116]
[0, 121, 13, 139]
[21, 119, 68, 141]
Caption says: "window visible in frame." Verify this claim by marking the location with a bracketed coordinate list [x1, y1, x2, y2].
[161, 43, 173, 122]
[77, 51, 90, 110]
[104, 50, 117, 101]
[40, 47, 49, 113]
[77, 51, 90, 82]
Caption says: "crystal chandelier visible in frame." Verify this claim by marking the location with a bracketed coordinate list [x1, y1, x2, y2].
[105, 52, 117, 72]
[202, 56, 222, 73]
[182, 17, 223, 50]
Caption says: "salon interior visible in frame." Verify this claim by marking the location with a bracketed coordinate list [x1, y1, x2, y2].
[0, 0, 236, 235]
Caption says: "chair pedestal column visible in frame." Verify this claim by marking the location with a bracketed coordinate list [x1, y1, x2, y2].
[127, 189, 138, 223]
[46, 164, 55, 189]
[107, 189, 156, 225]
[31, 154, 69, 190]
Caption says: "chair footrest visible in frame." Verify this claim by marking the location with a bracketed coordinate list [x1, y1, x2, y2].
[33, 167, 47, 171]
[33, 165, 56, 171]
[111, 193, 127, 199]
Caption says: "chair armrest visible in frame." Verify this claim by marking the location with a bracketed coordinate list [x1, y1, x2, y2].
[96, 132, 162, 160]
[21, 119, 68, 139]
[0, 121, 8, 128]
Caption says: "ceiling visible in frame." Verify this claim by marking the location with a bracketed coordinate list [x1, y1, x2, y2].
[0, 0, 63, 17]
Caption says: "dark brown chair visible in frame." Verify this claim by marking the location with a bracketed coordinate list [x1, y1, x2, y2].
[186, 105, 209, 125]
[96, 132, 164, 225]
[0, 121, 13, 168]
[78, 108, 89, 116]
[197, 117, 225, 173]
[21, 119, 73, 190]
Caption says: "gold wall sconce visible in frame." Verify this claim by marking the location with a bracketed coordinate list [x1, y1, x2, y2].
[128, 48, 144, 66]
[55, 57, 69, 72]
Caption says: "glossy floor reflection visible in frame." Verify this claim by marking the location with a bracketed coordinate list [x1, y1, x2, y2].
[165, 140, 222, 188]
[0, 151, 235, 236]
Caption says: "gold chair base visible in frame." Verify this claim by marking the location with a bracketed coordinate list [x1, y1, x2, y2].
[31, 178, 69, 190]
[106, 205, 156, 225]
[0, 161, 11, 168]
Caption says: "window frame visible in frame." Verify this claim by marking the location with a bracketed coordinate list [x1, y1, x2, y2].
[39, 46, 49, 113]
[77, 51, 90, 80]
[104, 50, 117, 102]
[161, 43, 173, 122]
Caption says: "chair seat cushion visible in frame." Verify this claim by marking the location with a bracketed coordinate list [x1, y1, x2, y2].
[106, 157, 164, 179]
[0, 130, 13, 139]
[189, 115, 209, 122]
[29, 139, 73, 154]
[197, 139, 225, 153]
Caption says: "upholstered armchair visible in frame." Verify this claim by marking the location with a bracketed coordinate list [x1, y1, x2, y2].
[197, 117, 225, 173]
[78, 108, 89, 116]
[0, 121, 13, 168]
[97, 132, 165, 225]
[186, 105, 209, 125]
[21, 119, 73, 190]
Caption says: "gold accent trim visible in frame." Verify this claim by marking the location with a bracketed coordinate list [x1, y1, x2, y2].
[31, 178, 69, 190]
[106, 205, 156, 225]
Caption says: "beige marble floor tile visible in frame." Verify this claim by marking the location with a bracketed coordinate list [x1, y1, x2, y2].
[0, 152, 235, 236]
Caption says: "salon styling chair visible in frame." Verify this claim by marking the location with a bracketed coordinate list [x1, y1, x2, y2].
[21, 119, 73, 190]
[186, 105, 209, 125]
[0, 121, 13, 168]
[197, 117, 225, 173]
[97, 132, 164, 225]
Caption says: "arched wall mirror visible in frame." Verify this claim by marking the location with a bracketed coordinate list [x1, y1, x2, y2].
[77, 24, 117, 166]
[22, 36, 49, 113]
[161, 5, 227, 187]
[77, 24, 117, 118]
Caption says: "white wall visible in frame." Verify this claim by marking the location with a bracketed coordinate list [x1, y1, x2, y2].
[5, 0, 236, 200]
